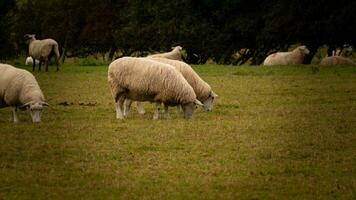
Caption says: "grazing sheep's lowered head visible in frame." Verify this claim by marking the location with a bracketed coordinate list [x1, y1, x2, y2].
[182, 99, 203, 119]
[20, 101, 49, 123]
[201, 91, 218, 112]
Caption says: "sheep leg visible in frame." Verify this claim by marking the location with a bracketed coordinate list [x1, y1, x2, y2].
[115, 97, 125, 120]
[176, 105, 183, 114]
[10, 107, 19, 123]
[136, 102, 145, 114]
[164, 104, 171, 119]
[123, 99, 133, 116]
[32, 57, 36, 71]
[153, 102, 161, 120]
[45, 59, 49, 72]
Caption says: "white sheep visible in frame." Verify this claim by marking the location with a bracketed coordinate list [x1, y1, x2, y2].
[263, 46, 310, 66]
[124, 58, 218, 117]
[319, 56, 356, 66]
[148, 46, 183, 61]
[108, 57, 202, 120]
[25, 56, 40, 65]
[24, 34, 60, 72]
[0, 64, 48, 123]
[152, 57, 217, 109]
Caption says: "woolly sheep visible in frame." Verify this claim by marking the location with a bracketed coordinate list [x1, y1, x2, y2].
[25, 56, 40, 65]
[24, 34, 60, 72]
[0, 64, 48, 123]
[124, 58, 218, 117]
[107, 57, 202, 120]
[148, 46, 183, 61]
[263, 46, 310, 66]
[319, 56, 356, 66]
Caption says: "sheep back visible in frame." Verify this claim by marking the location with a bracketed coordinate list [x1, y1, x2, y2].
[148, 46, 183, 61]
[148, 57, 212, 101]
[108, 57, 196, 105]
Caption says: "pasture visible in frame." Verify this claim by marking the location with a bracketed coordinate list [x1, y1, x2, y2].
[0, 64, 355, 199]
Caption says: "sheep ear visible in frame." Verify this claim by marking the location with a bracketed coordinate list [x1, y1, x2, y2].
[211, 91, 218, 98]
[194, 99, 203, 106]
[19, 102, 31, 109]
[41, 102, 49, 106]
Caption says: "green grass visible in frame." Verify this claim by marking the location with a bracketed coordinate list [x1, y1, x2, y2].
[0, 63, 355, 199]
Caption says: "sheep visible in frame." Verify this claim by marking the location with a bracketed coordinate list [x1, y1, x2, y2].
[263, 46, 310, 66]
[319, 56, 356, 66]
[148, 46, 183, 61]
[0, 64, 48, 123]
[25, 56, 40, 66]
[332, 44, 353, 57]
[124, 58, 218, 117]
[107, 57, 202, 120]
[24, 34, 60, 72]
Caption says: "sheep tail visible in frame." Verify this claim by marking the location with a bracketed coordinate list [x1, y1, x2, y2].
[52, 44, 60, 64]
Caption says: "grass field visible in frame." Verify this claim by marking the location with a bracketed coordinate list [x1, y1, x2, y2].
[0, 63, 355, 199]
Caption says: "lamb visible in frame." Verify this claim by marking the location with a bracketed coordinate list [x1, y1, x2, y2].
[263, 46, 310, 66]
[148, 46, 183, 61]
[24, 34, 60, 72]
[319, 56, 356, 66]
[107, 57, 202, 120]
[124, 58, 218, 116]
[0, 64, 48, 123]
[25, 56, 40, 65]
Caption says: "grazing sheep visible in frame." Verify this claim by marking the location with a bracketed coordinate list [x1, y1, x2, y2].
[25, 56, 40, 65]
[108, 57, 202, 120]
[149, 57, 217, 110]
[320, 56, 356, 66]
[0, 64, 48, 123]
[24, 34, 60, 72]
[263, 46, 310, 66]
[124, 58, 218, 116]
[148, 46, 183, 61]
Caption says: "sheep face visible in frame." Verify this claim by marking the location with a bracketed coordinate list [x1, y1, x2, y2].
[182, 100, 203, 119]
[202, 91, 218, 112]
[24, 34, 36, 44]
[299, 46, 310, 55]
[21, 101, 48, 123]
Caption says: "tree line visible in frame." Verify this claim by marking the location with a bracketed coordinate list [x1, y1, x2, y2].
[1, 0, 355, 64]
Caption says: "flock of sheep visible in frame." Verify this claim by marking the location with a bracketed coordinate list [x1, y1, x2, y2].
[263, 45, 356, 66]
[0, 34, 355, 123]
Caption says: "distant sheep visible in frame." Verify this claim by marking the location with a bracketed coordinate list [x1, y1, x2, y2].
[108, 57, 202, 120]
[0, 64, 48, 123]
[263, 46, 310, 66]
[25, 56, 40, 65]
[148, 46, 183, 61]
[320, 56, 356, 66]
[24, 34, 60, 72]
[333, 45, 353, 57]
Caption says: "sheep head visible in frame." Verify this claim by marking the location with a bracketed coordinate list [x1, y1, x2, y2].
[202, 91, 218, 112]
[298, 46, 310, 55]
[182, 99, 202, 119]
[20, 101, 49, 123]
[172, 46, 183, 51]
[24, 34, 36, 44]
